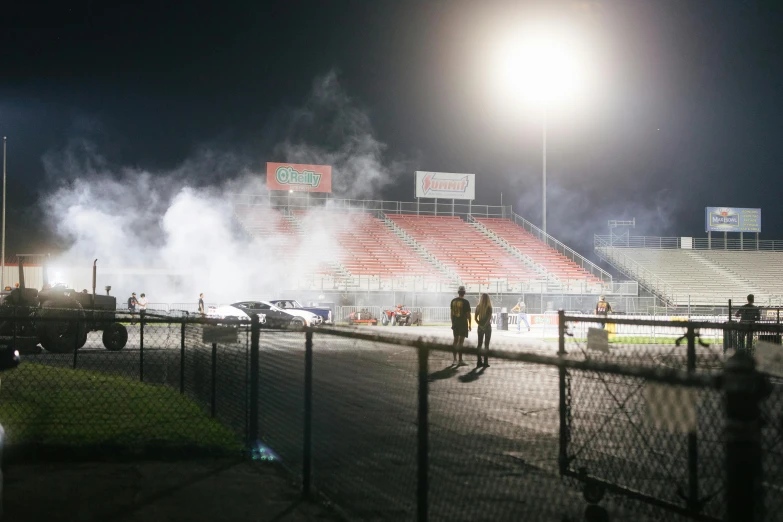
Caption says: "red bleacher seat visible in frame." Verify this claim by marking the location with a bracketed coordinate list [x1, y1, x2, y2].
[386, 214, 539, 284]
[474, 217, 601, 284]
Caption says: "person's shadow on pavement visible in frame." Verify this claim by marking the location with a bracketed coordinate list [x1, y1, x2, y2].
[428, 365, 459, 382]
[458, 367, 486, 383]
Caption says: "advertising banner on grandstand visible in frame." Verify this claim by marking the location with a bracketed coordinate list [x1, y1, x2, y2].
[415, 171, 475, 200]
[705, 207, 761, 233]
[266, 162, 332, 193]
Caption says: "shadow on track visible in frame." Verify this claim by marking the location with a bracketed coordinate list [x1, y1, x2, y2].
[458, 366, 486, 383]
[428, 365, 460, 382]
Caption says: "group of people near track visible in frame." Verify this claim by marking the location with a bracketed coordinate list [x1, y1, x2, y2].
[449, 290, 618, 368]
[449, 286, 493, 368]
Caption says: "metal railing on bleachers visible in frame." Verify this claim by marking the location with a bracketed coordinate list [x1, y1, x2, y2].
[594, 234, 783, 251]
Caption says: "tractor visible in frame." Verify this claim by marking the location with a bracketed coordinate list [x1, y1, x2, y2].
[0, 257, 128, 353]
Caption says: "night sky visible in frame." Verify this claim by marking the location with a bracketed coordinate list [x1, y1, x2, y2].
[1, 0, 782, 258]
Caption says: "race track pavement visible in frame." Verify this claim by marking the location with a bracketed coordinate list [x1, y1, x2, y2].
[19, 324, 776, 521]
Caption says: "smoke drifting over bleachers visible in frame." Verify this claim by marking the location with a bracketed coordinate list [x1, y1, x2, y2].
[232, 202, 609, 294]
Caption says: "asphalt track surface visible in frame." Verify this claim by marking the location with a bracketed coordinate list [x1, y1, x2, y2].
[17, 324, 783, 521]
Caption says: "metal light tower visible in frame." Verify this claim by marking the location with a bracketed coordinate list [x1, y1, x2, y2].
[1, 136, 6, 292]
[542, 109, 547, 235]
[608, 218, 635, 246]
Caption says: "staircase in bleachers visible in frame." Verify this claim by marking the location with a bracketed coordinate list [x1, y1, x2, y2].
[473, 217, 603, 290]
[386, 214, 543, 290]
[290, 210, 456, 286]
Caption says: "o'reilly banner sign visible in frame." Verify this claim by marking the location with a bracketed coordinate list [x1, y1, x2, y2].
[415, 171, 475, 200]
[266, 162, 332, 193]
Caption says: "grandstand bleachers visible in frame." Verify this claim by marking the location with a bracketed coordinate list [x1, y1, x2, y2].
[386, 214, 540, 285]
[292, 210, 452, 282]
[699, 251, 783, 297]
[475, 217, 602, 284]
[597, 246, 783, 305]
[233, 205, 611, 291]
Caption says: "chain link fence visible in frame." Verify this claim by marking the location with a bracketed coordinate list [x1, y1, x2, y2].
[0, 310, 781, 520]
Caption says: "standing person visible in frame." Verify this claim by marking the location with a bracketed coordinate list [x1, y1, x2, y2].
[511, 297, 530, 333]
[595, 295, 612, 329]
[734, 294, 761, 354]
[127, 293, 137, 313]
[137, 293, 148, 311]
[475, 293, 493, 368]
[450, 286, 472, 366]
[127, 292, 138, 325]
[198, 293, 205, 316]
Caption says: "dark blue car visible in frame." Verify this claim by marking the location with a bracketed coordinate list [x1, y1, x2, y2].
[269, 299, 332, 325]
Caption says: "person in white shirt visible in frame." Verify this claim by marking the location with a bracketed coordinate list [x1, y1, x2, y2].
[137, 293, 148, 311]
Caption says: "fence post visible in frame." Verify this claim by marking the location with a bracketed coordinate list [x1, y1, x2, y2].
[417, 341, 429, 522]
[11, 310, 16, 357]
[724, 352, 768, 522]
[303, 329, 313, 498]
[139, 310, 144, 382]
[72, 322, 79, 370]
[211, 342, 217, 418]
[180, 321, 185, 394]
[558, 310, 568, 475]
[685, 326, 699, 513]
[248, 315, 260, 451]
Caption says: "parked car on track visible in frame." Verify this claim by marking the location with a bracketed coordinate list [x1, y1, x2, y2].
[268, 299, 331, 325]
[209, 301, 319, 329]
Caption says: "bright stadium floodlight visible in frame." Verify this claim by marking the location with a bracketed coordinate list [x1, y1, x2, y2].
[489, 22, 588, 235]
[495, 29, 584, 108]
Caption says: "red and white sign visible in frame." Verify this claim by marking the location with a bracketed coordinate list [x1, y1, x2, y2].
[415, 171, 475, 200]
[267, 162, 332, 193]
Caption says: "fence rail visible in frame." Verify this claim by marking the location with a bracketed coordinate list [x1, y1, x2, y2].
[595, 234, 783, 251]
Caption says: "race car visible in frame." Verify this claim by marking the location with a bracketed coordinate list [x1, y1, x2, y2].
[209, 300, 319, 329]
[346, 308, 379, 326]
[268, 299, 330, 325]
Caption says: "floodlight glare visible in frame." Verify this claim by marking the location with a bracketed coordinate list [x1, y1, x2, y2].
[487, 21, 590, 235]
[492, 25, 586, 108]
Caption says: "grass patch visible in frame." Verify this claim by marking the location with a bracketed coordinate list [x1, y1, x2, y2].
[0, 363, 241, 453]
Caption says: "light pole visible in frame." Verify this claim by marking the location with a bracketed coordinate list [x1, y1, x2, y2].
[542, 108, 547, 235]
[490, 25, 585, 237]
[1, 136, 5, 292]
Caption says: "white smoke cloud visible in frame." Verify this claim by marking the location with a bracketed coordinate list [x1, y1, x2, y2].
[273, 70, 410, 199]
[37, 71, 398, 307]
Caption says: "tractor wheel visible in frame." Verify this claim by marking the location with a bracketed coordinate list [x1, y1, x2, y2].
[102, 323, 128, 351]
[37, 298, 87, 354]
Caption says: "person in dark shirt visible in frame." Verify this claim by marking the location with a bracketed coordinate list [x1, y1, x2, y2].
[734, 294, 760, 353]
[198, 293, 205, 316]
[127, 292, 138, 325]
[595, 295, 612, 330]
[450, 286, 472, 366]
[474, 293, 493, 368]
